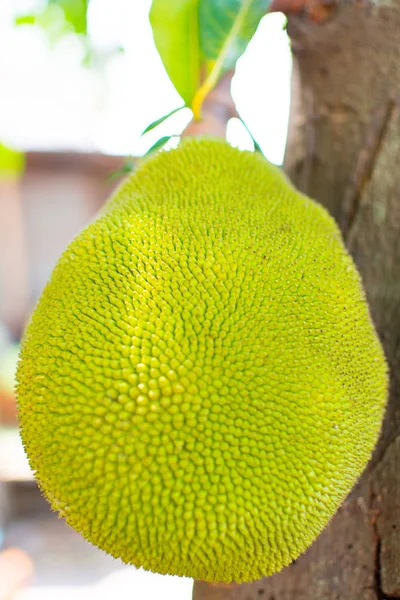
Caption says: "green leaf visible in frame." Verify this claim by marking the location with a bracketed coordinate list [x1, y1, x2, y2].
[145, 135, 173, 156]
[141, 106, 186, 136]
[193, 0, 270, 118]
[14, 0, 122, 68]
[0, 143, 25, 181]
[107, 159, 136, 182]
[239, 117, 263, 153]
[150, 0, 201, 105]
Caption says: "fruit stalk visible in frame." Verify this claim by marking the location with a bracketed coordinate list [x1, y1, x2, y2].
[182, 70, 238, 139]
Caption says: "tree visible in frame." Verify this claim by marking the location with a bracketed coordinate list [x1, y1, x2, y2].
[194, 2, 400, 599]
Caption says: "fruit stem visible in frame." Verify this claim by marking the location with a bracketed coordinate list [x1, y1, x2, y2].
[182, 70, 238, 140]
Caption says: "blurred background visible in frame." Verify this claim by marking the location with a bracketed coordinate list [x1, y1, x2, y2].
[0, 1, 291, 597]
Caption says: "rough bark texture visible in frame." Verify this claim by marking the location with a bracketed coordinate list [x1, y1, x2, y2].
[193, 2, 400, 598]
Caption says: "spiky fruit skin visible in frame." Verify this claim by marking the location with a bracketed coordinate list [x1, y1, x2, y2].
[17, 139, 387, 583]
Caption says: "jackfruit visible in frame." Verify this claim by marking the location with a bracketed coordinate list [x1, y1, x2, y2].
[17, 139, 387, 583]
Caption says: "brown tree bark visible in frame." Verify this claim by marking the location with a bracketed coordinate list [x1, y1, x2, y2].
[193, 2, 400, 598]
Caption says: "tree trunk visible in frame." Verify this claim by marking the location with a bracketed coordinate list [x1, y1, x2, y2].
[193, 2, 400, 598]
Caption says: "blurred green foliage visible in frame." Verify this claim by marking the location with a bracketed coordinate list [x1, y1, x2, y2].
[15, 0, 89, 38]
[0, 142, 25, 181]
[15, 0, 121, 66]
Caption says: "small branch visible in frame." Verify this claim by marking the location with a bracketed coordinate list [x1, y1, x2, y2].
[182, 70, 238, 140]
[270, 0, 306, 14]
[269, 0, 340, 23]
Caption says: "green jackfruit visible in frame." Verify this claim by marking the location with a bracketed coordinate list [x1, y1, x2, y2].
[17, 139, 387, 583]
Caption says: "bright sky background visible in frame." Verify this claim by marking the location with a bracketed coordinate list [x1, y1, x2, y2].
[0, 0, 292, 163]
